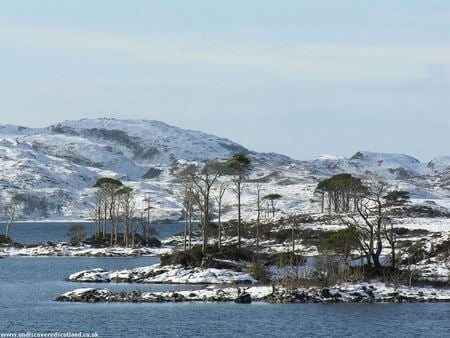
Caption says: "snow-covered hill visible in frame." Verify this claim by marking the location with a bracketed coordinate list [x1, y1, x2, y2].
[49, 119, 294, 167]
[0, 118, 448, 221]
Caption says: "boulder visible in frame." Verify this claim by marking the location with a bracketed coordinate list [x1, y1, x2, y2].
[235, 292, 252, 304]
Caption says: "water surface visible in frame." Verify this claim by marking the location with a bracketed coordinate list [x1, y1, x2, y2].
[1, 223, 449, 337]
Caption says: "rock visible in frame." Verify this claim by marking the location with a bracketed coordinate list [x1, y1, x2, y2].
[235, 292, 252, 304]
[321, 288, 332, 298]
[365, 289, 375, 302]
[350, 291, 364, 302]
[169, 292, 185, 302]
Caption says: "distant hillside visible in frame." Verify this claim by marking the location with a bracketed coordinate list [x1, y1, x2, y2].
[0, 118, 448, 221]
[48, 119, 295, 167]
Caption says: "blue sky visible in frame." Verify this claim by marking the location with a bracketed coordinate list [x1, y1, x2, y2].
[1, 0, 449, 161]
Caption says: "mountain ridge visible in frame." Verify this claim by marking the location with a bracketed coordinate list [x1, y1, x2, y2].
[0, 118, 448, 221]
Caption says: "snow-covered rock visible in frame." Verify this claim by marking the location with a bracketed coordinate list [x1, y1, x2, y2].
[67, 263, 257, 284]
[55, 282, 450, 303]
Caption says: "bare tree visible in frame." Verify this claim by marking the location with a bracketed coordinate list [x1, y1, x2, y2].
[130, 217, 139, 249]
[340, 180, 388, 269]
[177, 161, 222, 251]
[383, 217, 397, 269]
[287, 214, 303, 255]
[214, 181, 228, 249]
[262, 193, 282, 218]
[3, 196, 21, 239]
[255, 183, 263, 259]
[116, 186, 134, 247]
[181, 186, 197, 251]
[67, 224, 87, 243]
[177, 165, 199, 251]
[93, 189, 102, 238]
[144, 193, 151, 229]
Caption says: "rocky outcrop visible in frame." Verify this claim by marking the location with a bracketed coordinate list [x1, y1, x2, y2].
[235, 289, 252, 304]
[55, 283, 450, 304]
[67, 264, 258, 285]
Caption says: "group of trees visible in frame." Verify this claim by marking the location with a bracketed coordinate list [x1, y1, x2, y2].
[93, 177, 137, 247]
[92, 157, 408, 272]
[90, 153, 262, 251]
[1, 148, 411, 276]
[315, 173, 410, 270]
[176, 153, 252, 252]
[0, 151, 281, 251]
[92, 177, 159, 248]
[315, 173, 366, 213]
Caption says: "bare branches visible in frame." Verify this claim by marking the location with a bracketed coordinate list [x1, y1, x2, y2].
[340, 179, 389, 268]
[3, 196, 21, 238]
[176, 160, 224, 251]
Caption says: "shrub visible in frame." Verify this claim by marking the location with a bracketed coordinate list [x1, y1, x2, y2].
[247, 262, 271, 283]
[401, 240, 428, 264]
[145, 236, 161, 248]
[67, 224, 86, 243]
[83, 233, 160, 248]
[0, 234, 13, 245]
[213, 245, 254, 262]
[431, 240, 450, 257]
[319, 228, 359, 258]
[160, 245, 254, 269]
[265, 252, 306, 267]
[160, 247, 204, 267]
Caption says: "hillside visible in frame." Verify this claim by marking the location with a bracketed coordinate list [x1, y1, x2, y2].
[0, 118, 448, 221]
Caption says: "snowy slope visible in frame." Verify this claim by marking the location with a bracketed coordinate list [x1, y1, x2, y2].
[0, 118, 448, 221]
[49, 118, 294, 166]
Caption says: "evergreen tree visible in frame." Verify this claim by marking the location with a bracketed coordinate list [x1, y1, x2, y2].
[227, 153, 251, 248]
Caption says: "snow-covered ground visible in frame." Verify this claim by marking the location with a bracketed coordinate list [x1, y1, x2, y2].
[0, 243, 172, 257]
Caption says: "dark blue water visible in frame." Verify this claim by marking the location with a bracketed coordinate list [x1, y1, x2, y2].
[1, 224, 449, 337]
[1, 256, 449, 337]
[0, 222, 186, 245]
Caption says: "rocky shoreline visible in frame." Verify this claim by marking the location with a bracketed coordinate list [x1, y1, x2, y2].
[55, 282, 450, 304]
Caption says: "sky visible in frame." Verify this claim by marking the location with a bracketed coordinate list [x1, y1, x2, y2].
[1, 0, 449, 162]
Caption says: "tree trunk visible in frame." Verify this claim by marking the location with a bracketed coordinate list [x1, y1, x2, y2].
[188, 208, 192, 251]
[321, 192, 324, 213]
[291, 223, 295, 253]
[256, 189, 261, 260]
[184, 216, 187, 252]
[5, 219, 13, 238]
[372, 253, 381, 268]
[96, 205, 101, 239]
[237, 182, 241, 248]
[202, 194, 209, 252]
[103, 204, 107, 239]
[218, 204, 222, 249]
